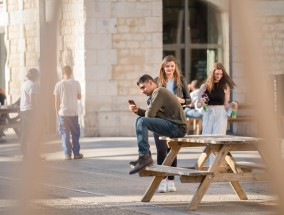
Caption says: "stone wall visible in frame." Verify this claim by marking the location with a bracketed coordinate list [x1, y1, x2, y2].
[4, 0, 282, 137]
[4, 0, 40, 104]
[83, 0, 163, 136]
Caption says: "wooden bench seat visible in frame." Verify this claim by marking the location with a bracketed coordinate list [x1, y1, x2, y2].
[236, 161, 267, 170]
[0, 121, 20, 129]
[139, 164, 213, 177]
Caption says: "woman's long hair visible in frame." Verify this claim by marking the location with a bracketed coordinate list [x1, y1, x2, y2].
[157, 55, 182, 88]
[206, 62, 236, 93]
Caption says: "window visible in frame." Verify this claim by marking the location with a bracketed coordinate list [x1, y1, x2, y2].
[163, 0, 223, 84]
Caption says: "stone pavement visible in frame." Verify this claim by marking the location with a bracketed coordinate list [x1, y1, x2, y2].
[0, 131, 279, 215]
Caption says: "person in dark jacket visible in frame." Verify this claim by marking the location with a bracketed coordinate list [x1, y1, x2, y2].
[154, 55, 191, 192]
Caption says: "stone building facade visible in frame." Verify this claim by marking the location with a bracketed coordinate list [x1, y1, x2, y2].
[0, 0, 283, 136]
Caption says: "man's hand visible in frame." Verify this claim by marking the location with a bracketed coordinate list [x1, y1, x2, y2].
[129, 104, 138, 113]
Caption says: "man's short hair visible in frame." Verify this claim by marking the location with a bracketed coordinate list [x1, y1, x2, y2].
[26, 68, 39, 80]
[62, 65, 72, 76]
[137, 74, 155, 86]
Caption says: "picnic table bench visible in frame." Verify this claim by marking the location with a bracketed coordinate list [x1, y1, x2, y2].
[138, 135, 270, 211]
[0, 107, 21, 137]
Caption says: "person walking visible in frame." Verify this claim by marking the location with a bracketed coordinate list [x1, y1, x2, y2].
[128, 75, 187, 184]
[154, 55, 191, 192]
[54, 65, 83, 160]
[197, 63, 236, 163]
[19, 68, 40, 157]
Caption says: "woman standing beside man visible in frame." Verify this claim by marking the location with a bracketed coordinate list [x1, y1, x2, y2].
[154, 55, 191, 193]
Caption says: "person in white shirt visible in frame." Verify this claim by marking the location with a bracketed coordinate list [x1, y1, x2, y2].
[20, 68, 40, 157]
[54, 65, 83, 160]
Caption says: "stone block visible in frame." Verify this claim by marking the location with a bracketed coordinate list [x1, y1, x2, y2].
[85, 34, 111, 49]
[145, 17, 162, 32]
[96, 111, 137, 136]
[85, 19, 97, 34]
[144, 49, 162, 63]
[86, 95, 112, 112]
[97, 18, 117, 34]
[112, 2, 152, 18]
[96, 49, 117, 65]
[97, 80, 117, 96]
[85, 64, 112, 81]
[85, 0, 111, 18]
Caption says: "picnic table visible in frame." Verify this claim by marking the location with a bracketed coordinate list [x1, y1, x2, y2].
[138, 135, 270, 211]
[0, 106, 21, 137]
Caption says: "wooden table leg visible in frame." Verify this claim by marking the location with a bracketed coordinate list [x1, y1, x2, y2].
[225, 152, 248, 200]
[141, 145, 180, 202]
[188, 145, 231, 211]
[194, 146, 211, 169]
[141, 176, 164, 202]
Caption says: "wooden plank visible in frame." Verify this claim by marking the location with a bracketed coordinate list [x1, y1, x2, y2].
[224, 152, 248, 200]
[0, 122, 20, 129]
[141, 176, 164, 202]
[141, 164, 213, 176]
[212, 173, 270, 182]
[194, 146, 211, 169]
[237, 161, 267, 170]
[141, 147, 180, 202]
[160, 135, 261, 145]
[188, 144, 232, 211]
[180, 171, 267, 183]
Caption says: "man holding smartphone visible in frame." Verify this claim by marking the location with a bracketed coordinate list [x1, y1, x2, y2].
[128, 74, 187, 176]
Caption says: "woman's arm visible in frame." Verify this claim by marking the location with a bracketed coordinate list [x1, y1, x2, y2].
[224, 85, 230, 110]
[196, 84, 207, 108]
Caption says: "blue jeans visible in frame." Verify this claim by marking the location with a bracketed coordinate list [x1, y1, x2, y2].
[135, 117, 185, 157]
[184, 107, 203, 118]
[57, 115, 81, 156]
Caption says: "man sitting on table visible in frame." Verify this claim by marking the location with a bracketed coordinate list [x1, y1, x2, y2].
[128, 74, 187, 175]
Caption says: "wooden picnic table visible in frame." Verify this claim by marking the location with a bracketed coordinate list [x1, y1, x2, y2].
[0, 106, 21, 137]
[138, 135, 269, 211]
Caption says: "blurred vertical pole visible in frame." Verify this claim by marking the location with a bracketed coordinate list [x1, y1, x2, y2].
[233, 1, 284, 214]
[39, 0, 59, 136]
[11, 1, 60, 215]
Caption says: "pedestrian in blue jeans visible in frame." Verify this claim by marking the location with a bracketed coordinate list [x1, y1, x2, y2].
[128, 74, 187, 175]
[54, 65, 83, 160]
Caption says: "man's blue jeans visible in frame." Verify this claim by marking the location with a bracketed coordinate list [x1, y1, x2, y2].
[57, 115, 81, 156]
[135, 117, 185, 156]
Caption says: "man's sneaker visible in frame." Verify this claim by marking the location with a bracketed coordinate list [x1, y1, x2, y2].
[167, 180, 177, 192]
[157, 179, 167, 193]
[74, 154, 83, 159]
[65, 156, 72, 160]
[129, 156, 153, 175]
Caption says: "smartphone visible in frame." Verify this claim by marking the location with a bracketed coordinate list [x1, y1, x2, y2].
[128, 100, 136, 106]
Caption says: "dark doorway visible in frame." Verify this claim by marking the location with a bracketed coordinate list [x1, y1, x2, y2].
[163, 0, 223, 85]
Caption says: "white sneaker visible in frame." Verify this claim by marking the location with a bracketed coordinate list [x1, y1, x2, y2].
[157, 179, 167, 193]
[167, 180, 176, 192]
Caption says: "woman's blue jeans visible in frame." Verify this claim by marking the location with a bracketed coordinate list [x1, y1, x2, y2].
[57, 115, 81, 156]
[135, 116, 185, 157]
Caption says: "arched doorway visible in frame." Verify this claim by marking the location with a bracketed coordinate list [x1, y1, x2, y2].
[163, 0, 223, 85]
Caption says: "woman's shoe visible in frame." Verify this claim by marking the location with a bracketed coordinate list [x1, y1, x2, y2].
[157, 179, 167, 193]
[167, 180, 177, 192]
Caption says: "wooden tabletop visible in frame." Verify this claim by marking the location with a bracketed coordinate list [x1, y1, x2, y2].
[160, 135, 261, 144]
